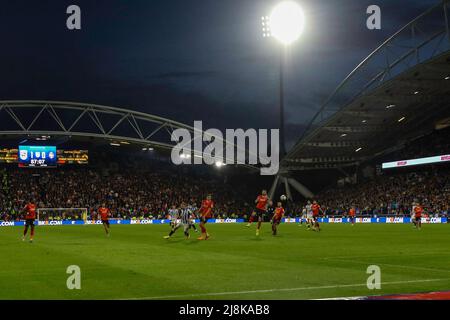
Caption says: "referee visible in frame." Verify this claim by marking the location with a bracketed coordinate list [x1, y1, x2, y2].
[164, 202, 192, 239]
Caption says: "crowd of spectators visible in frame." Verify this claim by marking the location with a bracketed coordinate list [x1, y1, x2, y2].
[0, 167, 253, 221]
[0, 127, 449, 221]
[297, 167, 450, 217]
[292, 127, 450, 217]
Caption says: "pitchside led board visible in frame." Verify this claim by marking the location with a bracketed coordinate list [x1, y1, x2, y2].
[18, 146, 57, 168]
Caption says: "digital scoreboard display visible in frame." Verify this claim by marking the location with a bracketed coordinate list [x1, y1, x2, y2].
[18, 146, 57, 168]
[0, 148, 18, 163]
[57, 150, 89, 165]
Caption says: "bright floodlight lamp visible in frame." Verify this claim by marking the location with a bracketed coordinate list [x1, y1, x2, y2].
[269, 1, 305, 45]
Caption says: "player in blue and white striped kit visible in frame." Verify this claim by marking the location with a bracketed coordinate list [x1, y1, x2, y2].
[164, 202, 193, 239]
[188, 203, 199, 233]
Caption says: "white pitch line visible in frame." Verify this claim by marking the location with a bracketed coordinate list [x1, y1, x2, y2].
[324, 257, 450, 274]
[122, 278, 450, 300]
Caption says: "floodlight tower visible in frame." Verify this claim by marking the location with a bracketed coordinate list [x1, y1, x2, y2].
[262, 2, 312, 202]
[262, 1, 305, 155]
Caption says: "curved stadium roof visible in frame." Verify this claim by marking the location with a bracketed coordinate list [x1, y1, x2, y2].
[282, 0, 450, 172]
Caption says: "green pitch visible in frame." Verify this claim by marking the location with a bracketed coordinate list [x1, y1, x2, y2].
[1, 223, 449, 300]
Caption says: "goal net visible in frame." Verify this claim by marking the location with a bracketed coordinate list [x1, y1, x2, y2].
[37, 208, 88, 222]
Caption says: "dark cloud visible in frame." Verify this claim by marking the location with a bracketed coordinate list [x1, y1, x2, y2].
[0, 0, 441, 151]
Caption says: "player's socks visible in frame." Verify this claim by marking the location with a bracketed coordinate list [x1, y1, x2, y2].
[197, 232, 207, 240]
[247, 216, 255, 227]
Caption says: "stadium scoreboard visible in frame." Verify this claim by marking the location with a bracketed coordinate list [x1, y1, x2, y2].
[0, 147, 89, 166]
[57, 149, 89, 165]
[0, 148, 18, 163]
[19, 146, 57, 168]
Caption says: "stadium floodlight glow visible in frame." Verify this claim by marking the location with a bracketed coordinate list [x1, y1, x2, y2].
[361, 120, 367, 123]
[261, 16, 271, 37]
[445, 76, 450, 80]
[110, 142, 121, 147]
[386, 104, 396, 109]
[215, 161, 226, 168]
[269, 1, 305, 45]
[340, 133, 347, 137]
[120, 141, 130, 145]
[398, 116, 406, 123]
[355, 147, 362, 152]
[414, 91, 420, 95]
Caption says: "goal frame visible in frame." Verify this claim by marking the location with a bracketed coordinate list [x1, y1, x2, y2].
[36, 208, 88, 222]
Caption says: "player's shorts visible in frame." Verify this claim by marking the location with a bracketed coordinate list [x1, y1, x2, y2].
[25, 219, 35, 227]
[312, 215, 319, 222]
[349, 216, 355, 222]
[200, 216, 210, 223]
[273, 217, 281, 225]
[255, 208, 266, 218]
[102, 220, 110, 227]
[172, 221, 182, 229]
[306, 213, 313, 220]
[415, 216, 421, 222]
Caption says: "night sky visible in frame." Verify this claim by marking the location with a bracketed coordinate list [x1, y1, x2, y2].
[0, 0, 439, 149]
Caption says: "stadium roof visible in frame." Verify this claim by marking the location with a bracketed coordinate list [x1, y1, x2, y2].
[0, 100, 259, 171]
[282, 0, 450, 172]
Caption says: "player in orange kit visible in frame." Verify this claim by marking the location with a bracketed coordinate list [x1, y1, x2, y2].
[198, 194, 214, 240]
[349, 206, 356, 226]
[22, 199, 37, 243]
[311, 200, 323, 232]
[254, 190, 269, 236]
[98, 203, 111, 236]
[413, 202, 423, 230]
[271, 202, 285, 236]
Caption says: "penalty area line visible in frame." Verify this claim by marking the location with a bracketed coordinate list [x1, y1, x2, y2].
[121, 278, 450, 300]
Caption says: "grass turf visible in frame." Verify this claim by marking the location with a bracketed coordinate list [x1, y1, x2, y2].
[0, 223, 449, 300]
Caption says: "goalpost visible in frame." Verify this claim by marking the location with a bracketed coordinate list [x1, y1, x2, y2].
[37, 208, 89, 223]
